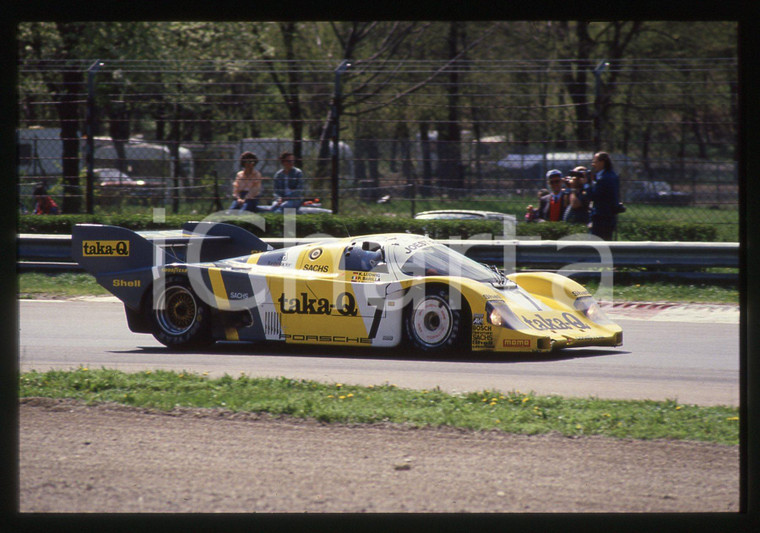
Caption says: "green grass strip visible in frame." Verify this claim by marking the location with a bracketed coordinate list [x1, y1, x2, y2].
[20, 368, 739, 446]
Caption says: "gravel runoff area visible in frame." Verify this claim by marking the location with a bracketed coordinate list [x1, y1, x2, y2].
[19, 397, 738, 514]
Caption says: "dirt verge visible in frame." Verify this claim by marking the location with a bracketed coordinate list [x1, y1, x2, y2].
[19, 397, 739, 513]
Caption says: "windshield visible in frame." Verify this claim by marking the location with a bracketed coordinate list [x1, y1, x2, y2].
[415, 212, 481, 220]
[653, 181, 672, 193]
[399, 243, 501, 282]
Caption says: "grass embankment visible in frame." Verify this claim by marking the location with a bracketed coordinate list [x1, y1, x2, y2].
[19, 368, 739, 445]
[18, 272, 739, 304]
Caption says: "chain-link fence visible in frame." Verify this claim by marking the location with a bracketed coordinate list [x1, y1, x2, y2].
[17, 58, 738, 238]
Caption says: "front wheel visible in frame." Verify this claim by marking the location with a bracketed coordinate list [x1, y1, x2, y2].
[404, 286, 467, 352]
[147, 277, 212, 348]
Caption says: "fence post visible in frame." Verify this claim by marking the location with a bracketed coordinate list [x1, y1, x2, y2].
[331, 60, 352, 215]
[86, 60, 103, 215]
[410, 182, 416, 218]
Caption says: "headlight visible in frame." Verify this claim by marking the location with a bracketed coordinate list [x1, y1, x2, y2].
[485, 301, 522, 329]
[489, 307, 504, 327]
[574, 296, 615, 325]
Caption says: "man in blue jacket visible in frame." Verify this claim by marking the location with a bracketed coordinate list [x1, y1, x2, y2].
[272, 151, 305, 212]
[588, 152, 621, 240]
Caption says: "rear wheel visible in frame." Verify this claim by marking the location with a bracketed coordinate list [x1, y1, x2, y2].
[404, 286, 467, 352]
[147, 277, 212, 348]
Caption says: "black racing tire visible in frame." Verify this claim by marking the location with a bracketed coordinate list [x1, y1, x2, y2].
[403, 285, 468, 352]
[146, 276, 213, 349]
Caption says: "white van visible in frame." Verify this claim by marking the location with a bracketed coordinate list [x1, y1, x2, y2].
[17, 127, 67, 178]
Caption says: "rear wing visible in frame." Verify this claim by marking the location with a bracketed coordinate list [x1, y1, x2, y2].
[71, 222, 271, 308]
[141, 221, 272, 263]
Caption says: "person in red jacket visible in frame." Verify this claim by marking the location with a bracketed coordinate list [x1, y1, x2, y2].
[535, 169, 569, 222]
[32, 184, 59, 215]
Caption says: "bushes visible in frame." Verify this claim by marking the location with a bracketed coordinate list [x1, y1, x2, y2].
[617, 221, 719, 242]
[18, 213, 724, 242]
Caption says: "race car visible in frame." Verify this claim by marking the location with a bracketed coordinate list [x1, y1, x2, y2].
[71, 222, 622, 353]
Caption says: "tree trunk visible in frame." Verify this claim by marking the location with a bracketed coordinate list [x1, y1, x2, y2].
[59, 69, 83, 214]
[436, 22, 464, 190]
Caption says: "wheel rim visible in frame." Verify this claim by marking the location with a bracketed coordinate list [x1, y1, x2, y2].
[155, 286, 198, 335]
[411, 295, 453, 347]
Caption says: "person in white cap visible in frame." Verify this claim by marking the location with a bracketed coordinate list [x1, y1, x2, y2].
[535, 169, 569, 222]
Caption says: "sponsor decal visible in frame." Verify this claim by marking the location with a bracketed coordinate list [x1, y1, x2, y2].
[282, 334, 372, 344]
[303, 264, 329, 273]
[503, 339, 531, 348]
[308, 248, 323, 260]
[520, 312, 590, 331]
[403, 241, 431, 254]
[472, 313, 485, 326]
[572, 289, 592, 298]
[278, 292, 358, 316]
[82, 240, 129, 257]
[351, 271, 381, 283]
[472, 323, 494, 348]
[113, 279, 141, 288]
[162, 267, 188, 274]
[229, 292, 249, 300]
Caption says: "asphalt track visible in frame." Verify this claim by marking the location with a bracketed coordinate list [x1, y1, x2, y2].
[17, 298, 740, 406]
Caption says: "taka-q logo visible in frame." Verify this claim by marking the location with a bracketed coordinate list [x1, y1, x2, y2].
[82, 240, 130, 257]
[521, 312, 590, 331]
[278, 292, 358, 316]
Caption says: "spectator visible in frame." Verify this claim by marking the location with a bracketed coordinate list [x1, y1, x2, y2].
[524, 188, 549, 222]
[32, 183, 59, 215]
[588, 151, 621, 240]
[272, 151, 305, 212]
[536, 169, 569, 222]
[229, 151, 265, 213]
[563, 166, 591, 225]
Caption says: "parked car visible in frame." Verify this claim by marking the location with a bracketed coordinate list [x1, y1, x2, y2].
[626, 181, 692, 206]
[414, 209, 516, 223]
[95, 168, 146, 188]
[95, 168, 149, 204]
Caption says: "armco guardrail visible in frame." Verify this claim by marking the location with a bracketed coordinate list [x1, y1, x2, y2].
[17, 234, 739, 282]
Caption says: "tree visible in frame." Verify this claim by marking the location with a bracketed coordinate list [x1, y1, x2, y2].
[18, 22, 87, 213]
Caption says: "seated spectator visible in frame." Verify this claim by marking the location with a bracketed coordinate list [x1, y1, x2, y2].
[32, 184, 59, 215]
[229, 151, 266, 213]
[272, 151, 305, 212]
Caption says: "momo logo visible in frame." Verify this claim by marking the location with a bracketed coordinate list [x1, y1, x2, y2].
[521, 312, 590, 331]
[308, 248, 323, 260]
[82, 240, 129, 257]
[503, 339, 531, 348]
[278, 292, 358, 316]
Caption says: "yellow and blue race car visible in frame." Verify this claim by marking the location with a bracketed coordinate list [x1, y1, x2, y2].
[72, 222, 622, 353]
